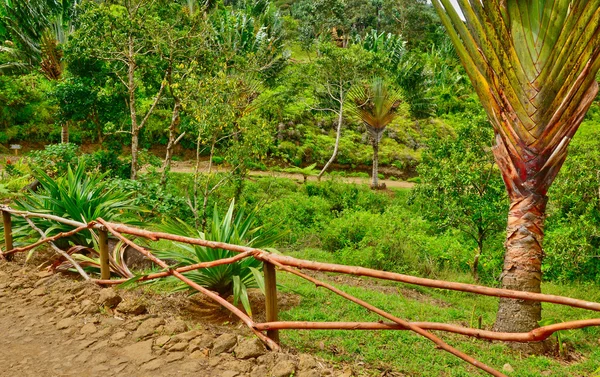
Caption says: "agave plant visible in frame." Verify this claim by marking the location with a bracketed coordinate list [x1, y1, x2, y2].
[348, 77, 402, 188]
[154, 200, 285, 316]
[432, 1, 600, 338]
[12, 162, 141, 251]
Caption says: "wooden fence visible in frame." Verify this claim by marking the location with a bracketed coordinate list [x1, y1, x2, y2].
[1, 205, 600, 377]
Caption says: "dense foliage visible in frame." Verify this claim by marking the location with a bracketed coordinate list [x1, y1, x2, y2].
[0, 0, 599, 285]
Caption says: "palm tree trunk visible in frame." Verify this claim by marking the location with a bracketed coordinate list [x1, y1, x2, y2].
[61, 122, 69, 144]
[371, 134, 379, 188]
[494, 193, 547, 331]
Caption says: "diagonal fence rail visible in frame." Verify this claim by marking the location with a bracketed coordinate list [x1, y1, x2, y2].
[1, 205, 600, 377]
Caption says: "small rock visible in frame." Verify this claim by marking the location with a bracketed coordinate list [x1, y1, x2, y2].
[80, 323, 97, 335]
[29, 287, 46, 296]
[124, 321, 140, 331]
[9, 281, 22, 289]
[111, 331, 128, 341]
[123, 339, 155, 365]
[78, 339, 97, 350]
[133, 317, 165, 340]
[220, 371, 239, 377]
[174, 329, 203, 342]
[103, 317, 125, 326]
[168, 341, 189, 352]
[98, 289, 122, 308]
[222, 360, 253, 373]
[299, 354, 317, 371]
[503, 364, 514, 373]
[62, 309, 76, 319]
[92, 327, 112, 339]
[155, 335, 171, 347]
[56, 318, 76, 330]
[36, 271, 53, 278]
[163, 319, 188, 334]
[251, 365, 269, 377]
[234, 338, 266, 359]
[90, 339, 109, 351]
[166, 352, 185, 363]
[272, 360, 296, 377]
[212, 334, 238, 356]
[141, 358, 165, 371]
[116, 299, 147, 315]
[190, 350, 208, 359]
[337, 368, 352, 377]
[298, 371, 320, 377]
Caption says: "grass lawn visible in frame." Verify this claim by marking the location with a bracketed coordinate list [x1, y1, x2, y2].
[276, 250, 600, 376]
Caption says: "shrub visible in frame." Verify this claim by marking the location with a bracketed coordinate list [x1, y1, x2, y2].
[154, 200, 286, 316]
[13, 163, 141, 248]
[28, 143, 79, 176]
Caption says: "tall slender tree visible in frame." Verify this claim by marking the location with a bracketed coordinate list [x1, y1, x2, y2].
[431, 1, 600, 346]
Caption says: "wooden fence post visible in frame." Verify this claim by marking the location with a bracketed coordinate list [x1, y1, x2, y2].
[264, 261, 279, 343]
[98, 229, 110, 280]
[2, 210, 13, 261]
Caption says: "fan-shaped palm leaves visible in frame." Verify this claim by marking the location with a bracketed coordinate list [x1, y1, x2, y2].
[349, 77, 402, 188]
[432, 1, 600, 339]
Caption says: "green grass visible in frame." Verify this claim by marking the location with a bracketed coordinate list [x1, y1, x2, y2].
[276, 250, 600, 376]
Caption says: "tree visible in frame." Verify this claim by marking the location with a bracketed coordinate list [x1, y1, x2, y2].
[432, 1, 600, 343]
[413, 116, 508, 281]
[313, 43, 374, 180]
[70, 0, 170, 179]
[1, 0, 79, 142]
[151, 3, 207, 186]
[348, 77, 402, 188]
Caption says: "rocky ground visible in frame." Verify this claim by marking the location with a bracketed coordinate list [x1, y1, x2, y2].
[0, 261, 354, 377]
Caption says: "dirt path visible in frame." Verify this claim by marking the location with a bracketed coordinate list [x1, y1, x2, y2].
[0, 261, 356, 377]
[165, 161, 415, 189]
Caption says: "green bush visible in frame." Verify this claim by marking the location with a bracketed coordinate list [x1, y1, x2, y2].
[320, 205, 473, 278]
[28, 143, 79, 176]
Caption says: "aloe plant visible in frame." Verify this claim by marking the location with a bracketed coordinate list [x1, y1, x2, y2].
[432, 1, 600, 338]
[154, 200, 285, 317]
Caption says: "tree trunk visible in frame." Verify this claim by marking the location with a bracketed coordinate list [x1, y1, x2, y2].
[131, 127, 140, 180]
[371, 135, 379, 188]
[472, 236, 483, 282]
[160, 98, 182, 187]
[494, 192, 549, 352]
[318, 90, 344, 181]
[128, 34, 138, 180]
[61, 122, 69, 144]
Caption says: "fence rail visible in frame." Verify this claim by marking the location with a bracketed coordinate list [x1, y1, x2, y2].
[1, 205, 600, 377]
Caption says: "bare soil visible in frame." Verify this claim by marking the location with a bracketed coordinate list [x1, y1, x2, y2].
[0, 260, 359, 377]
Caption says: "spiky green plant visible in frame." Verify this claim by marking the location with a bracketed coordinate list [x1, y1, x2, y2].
[12, 162, 141, 250]
[431, 1, 600, 339]
[154, 200, 285, 317]
[348, 77, 402, 188]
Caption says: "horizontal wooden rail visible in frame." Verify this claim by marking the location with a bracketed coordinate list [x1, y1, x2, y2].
[255, 319, 600, 342]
